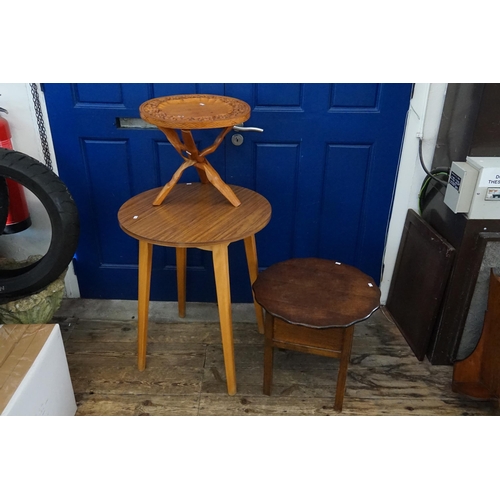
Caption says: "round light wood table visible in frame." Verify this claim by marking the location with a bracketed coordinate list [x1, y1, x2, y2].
[118, 182, 272, 395]
[139, 94, 251, 207]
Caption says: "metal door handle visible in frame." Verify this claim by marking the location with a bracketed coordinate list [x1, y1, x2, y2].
[232, 125, 264, 133]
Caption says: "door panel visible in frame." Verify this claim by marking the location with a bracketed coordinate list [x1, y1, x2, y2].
[319, 144, 372, 264]
[44, 83, 411, 302]
[225, 83, 411, 281]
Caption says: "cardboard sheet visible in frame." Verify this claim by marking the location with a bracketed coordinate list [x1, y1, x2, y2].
[0, 324, 55, 414]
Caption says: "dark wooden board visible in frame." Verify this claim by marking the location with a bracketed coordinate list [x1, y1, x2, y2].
[386, 210, 455, 360]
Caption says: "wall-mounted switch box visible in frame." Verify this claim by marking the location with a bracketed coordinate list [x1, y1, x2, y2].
[444, 157, 500, 219]
[444, 162, 478, 214]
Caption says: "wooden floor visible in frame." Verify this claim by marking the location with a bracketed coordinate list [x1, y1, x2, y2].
[54, 306, 498, 416]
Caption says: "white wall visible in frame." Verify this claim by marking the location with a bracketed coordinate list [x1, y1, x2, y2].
[0, 83, 80, 297]
[0, 82, 447, 303]
[380, 83, 448, 302]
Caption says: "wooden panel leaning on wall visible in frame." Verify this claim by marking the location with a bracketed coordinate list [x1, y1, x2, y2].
[452, 269, 500, 401]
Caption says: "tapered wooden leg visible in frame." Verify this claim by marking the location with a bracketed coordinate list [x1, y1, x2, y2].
[201, 158, 241, 207]
[180, 130, 209, 184]
[176, 247, 187, 318]
[212, 244, 237, 395]
[334, 326, 354, 412]
[152, 159, 196, 206]
[137, 240, 153, 371]
[263, 312, 274, 395]
[244, 234, 265, 334]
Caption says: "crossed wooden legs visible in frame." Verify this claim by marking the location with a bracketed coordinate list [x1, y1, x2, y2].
[152, 127, 241, 207]
[136, 235, 264, 396]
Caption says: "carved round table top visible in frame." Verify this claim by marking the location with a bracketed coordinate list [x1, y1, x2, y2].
[139, 94, 251, 130]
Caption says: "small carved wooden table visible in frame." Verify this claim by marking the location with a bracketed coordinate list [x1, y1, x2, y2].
[139, 94, 251, 207]
[253, 258, 380, 412]
[118, 182, 271, 395]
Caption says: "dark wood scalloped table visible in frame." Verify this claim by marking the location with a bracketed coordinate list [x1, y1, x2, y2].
[253, 258, 380, 411]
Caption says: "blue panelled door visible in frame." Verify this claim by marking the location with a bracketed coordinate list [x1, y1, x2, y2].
[44, 83, 411, 302]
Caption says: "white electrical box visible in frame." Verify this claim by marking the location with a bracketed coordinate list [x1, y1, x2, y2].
[444, 157, 500, 219]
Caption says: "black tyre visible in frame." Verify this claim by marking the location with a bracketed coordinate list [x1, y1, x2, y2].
[0, 147, 79, 301]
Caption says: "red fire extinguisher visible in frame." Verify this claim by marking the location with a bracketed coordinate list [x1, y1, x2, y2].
[0, 107, 32, 234]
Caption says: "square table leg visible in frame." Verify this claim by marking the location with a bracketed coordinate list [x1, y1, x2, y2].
[334, 325, 354, 412]
[137, 240, 153, 371]
[244, 235, 265, 334]
[176, 247, 187, 318]
[263, 312, 275, 396]
[212, 243, 237, 395]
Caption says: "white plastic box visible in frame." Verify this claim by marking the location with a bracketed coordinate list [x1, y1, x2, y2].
[444, 157, 500, 219]
[0, 324, 77, 416]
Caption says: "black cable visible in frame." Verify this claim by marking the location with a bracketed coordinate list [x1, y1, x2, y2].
[418, 137, 448, 187]
[418, 172, 448, 214]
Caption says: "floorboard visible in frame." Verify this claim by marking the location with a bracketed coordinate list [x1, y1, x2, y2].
[54, 306, 497, 416]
